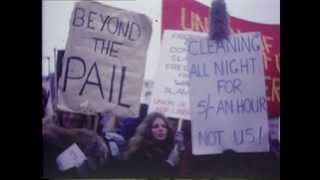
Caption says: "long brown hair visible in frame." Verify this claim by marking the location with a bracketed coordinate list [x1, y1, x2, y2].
[123, 112, 174, 160]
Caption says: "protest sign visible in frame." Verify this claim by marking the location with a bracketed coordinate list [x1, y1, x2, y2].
[185, 31, 269, 155]
[162, 0, 280, 118]
[58, 1, 152, 117]
[148, 31, 206, 119]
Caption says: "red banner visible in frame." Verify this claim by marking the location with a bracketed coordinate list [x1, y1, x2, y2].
[162, 0, 280, 118]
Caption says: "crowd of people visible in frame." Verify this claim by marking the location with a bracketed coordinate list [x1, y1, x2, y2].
[42, 92, 185, 177]
[42, 87, 279, 178]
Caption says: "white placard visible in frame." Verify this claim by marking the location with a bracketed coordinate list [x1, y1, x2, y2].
[58, 1, 152, 117]
[184, 31, 270, 155]
[56, 143, 87, 171]
[148, 31, 206, 119]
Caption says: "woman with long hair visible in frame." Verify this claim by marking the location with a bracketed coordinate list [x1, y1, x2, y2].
[123, 112, 183, 177]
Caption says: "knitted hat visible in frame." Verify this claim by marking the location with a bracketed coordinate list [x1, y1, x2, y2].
[209, 0, 230, 41]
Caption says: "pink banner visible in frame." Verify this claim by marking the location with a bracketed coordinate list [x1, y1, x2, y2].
[162, 0, 280, 118]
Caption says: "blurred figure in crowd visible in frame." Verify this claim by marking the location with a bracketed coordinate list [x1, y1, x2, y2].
[42, 87, 49, 118]
[42, 110, 110, 178]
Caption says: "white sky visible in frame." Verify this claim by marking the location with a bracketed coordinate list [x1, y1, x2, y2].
[42, 0, 280, 79]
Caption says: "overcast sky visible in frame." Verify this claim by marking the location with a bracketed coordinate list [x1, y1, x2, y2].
[42, 0, 280, 80]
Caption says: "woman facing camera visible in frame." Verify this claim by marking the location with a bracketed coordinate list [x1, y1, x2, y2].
[123, 112, 183, 177]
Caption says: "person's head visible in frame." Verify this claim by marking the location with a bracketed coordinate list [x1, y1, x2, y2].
[124, 112, 174, 159]
[57, 110, 85, 129]
[144, 112, 172, 141]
